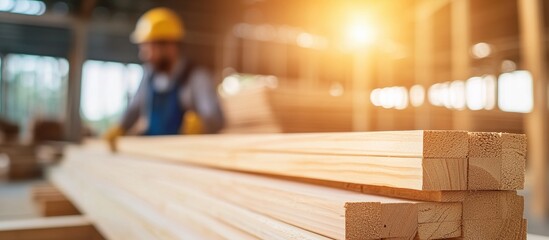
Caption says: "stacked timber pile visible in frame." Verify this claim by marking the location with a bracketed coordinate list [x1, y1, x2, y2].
[0, 216, 104, 240]
[221, 86, 352, 133]
[49, 130, 527, 239]
[32, 184, 80, 217]
[0, 144, 40, 180]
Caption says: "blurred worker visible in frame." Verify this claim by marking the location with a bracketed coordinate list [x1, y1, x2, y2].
[105, 7, 224, 151]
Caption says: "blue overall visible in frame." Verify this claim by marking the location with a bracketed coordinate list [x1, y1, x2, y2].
[144, 77, 185, 136]
[143, 63, 194, 136]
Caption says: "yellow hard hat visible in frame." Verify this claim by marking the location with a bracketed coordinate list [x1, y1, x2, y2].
[131, 7, 185, 44]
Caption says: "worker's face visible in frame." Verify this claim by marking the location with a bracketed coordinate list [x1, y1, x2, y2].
[138, 41, 181, 72]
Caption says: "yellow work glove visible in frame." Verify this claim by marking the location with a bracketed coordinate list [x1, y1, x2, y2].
[104, 126, 124, 153]
[182, 111, 204, 135]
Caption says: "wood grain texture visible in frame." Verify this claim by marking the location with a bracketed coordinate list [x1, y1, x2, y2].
[77, 148, 416, 239]
[58, 147, 465, 239]
[468, 132, 526, 190]
[49, 168, 218, 240]
[416, 221, 461, 239]
[461, 191, 524, 220]
[272, 176, 469, 202]
[110, 130, 469, 191]
[461, 218, 526, 240]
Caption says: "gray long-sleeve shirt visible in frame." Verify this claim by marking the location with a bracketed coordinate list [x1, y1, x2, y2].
[120, 60, 225, 134]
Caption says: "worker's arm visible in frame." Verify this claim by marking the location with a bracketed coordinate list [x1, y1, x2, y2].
[183, 67, 225, 133]
[119, 76, 147, 132]
[105, 74, 147, 152]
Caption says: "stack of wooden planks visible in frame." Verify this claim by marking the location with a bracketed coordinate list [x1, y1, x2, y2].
[222, 86, 524, 134]
[32, 184, 80, 217]
[0, 144, 40, 180]
[221, 86, 352, 133]
[49, 130, 527, 239]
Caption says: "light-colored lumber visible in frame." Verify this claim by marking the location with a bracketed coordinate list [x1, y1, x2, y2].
[49, 167, 211, 240]
[279, 176, 468, 202]
[461, 191, 524, 221]
[73, 164, 327, 240]
[468, 132, 526, 190]
[51, 159, 329, 240]
[32, 184, 80, 217]
[63, 147, 463, 239]
[460, 218, 527, 240]
[416, 221, 461, 239]
[37, 198, 80, 217]
[221, 87, 355, 133]
[53, 129, 528, 239]
[0, 216, 104, 240]
[111, 130, 469, 191]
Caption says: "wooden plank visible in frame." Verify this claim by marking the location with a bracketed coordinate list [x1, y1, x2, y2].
[274, 176, 468, 202]
[518, 0, 549, 217]
[64, 147, 463, 239]
[49, 167, 249, 240]
[37, 198, 80, 217]
[112, 130, 469, 191]
[278, 174, 525, 225]
[461, 191, 524, 220]
[32, 184, 81, 217]
[63, 157, 328, 240]
[0, 216, 104, 240]
[460, 218, 527, 240]
[468, 132, 526, 190]
[222, 87, 355, 133]
[51, 160, 330, 240]
[416, 221, 461, 239]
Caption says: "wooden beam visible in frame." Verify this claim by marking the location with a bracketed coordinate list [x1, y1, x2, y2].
[64, 19, 87, 142]
[113, 130, 469, 191]
[0, 12, 71, 28]
[461, 218, 527, 240]
[461, 191, 524, 221]
[518, 0, 549, 217]
[352, 52, 372, 131]
[414, 2, 434, 129]
[451, 0, 474, 131]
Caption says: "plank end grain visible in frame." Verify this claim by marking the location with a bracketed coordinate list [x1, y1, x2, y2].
[345, 202, 382, 240]
[462, 218, 526, 240]
[422, 158, 467, 190]
[423, 131, 468, 158]
[417, 202, 462, 223]
[468, 132, 527, 190]
[468, 132, 503, 190]
[462, 191, 524, 220]
[381, 203, 418, 239]
[501, 133, 526, 190]
[417, 221, 461, 239]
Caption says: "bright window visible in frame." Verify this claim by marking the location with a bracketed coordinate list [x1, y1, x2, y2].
[465, 75, 496, 111]
[3, 54, 69, 134]
[81, 60, 142, 134]
[498, 70, 533, 113]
